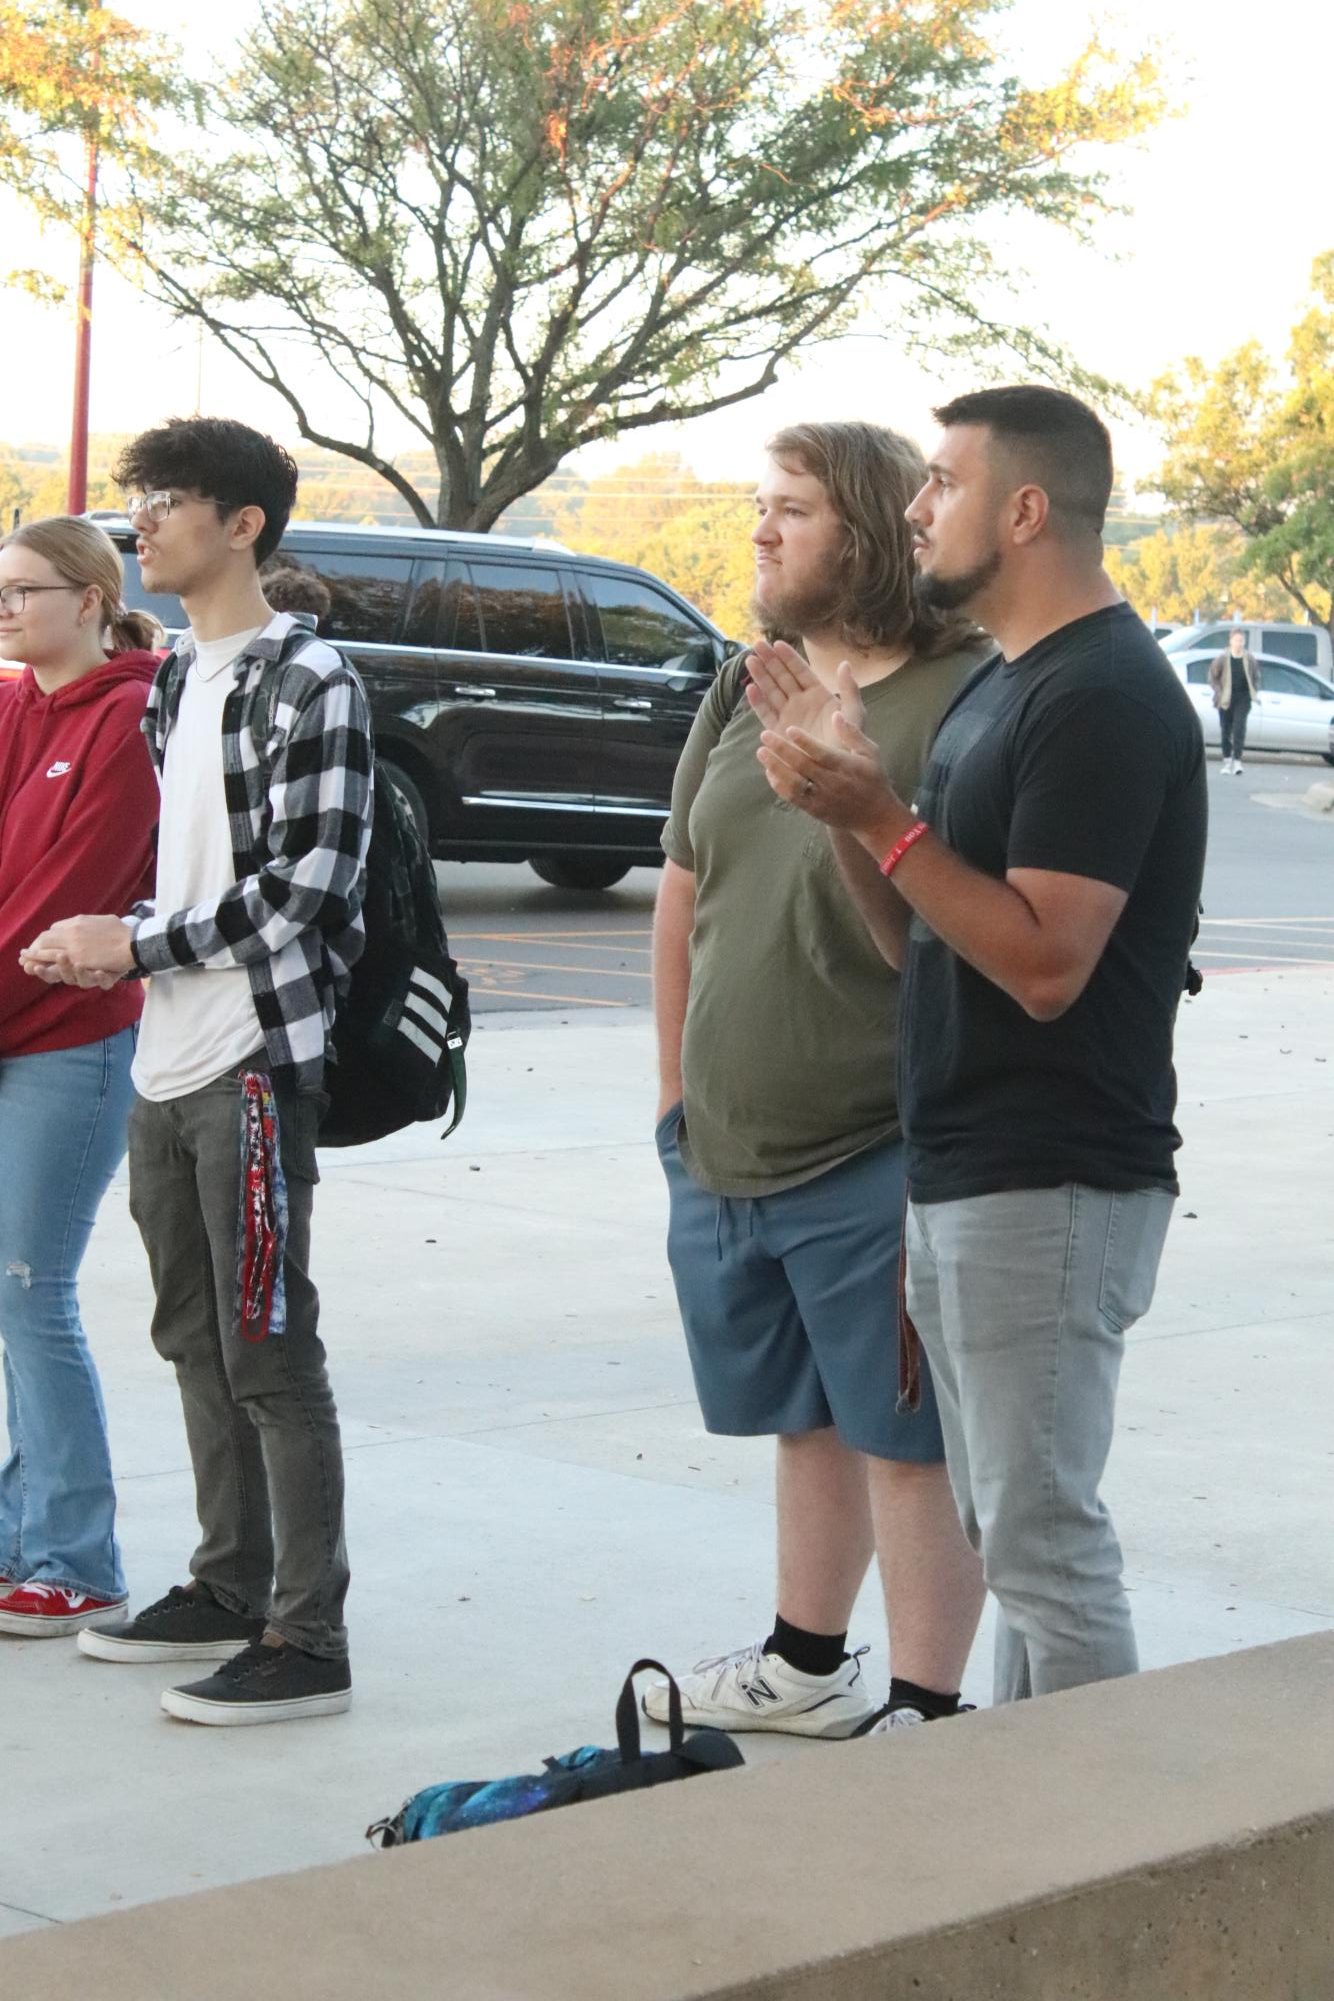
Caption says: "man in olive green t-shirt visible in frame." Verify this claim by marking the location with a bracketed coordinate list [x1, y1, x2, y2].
[643, 421, 990, 1741]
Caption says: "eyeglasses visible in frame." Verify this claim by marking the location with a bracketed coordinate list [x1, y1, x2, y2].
[123, 490, 181, 523]
[0, 583, 81, 613]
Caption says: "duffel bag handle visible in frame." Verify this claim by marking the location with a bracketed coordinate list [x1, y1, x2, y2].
[616, 1656, 684, 1762]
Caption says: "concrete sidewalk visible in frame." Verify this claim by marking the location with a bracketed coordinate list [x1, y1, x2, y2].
[2, 968, 1332, 1940]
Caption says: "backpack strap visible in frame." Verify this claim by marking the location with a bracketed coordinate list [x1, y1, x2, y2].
[250, 618, 319, 762]
[439, 1038, 467, 1139]
[615, 1657, 685, 1760]
[720, 649, 752, 725]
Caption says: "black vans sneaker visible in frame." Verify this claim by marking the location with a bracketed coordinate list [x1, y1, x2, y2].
[160, 1637, 352, 1725]
[77, 1583, 266, 1664]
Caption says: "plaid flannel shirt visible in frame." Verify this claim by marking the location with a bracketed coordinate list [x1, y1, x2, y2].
[127, 612, 374, 1094]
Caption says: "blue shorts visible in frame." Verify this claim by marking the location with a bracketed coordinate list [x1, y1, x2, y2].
[657, 1109, 945, 1463]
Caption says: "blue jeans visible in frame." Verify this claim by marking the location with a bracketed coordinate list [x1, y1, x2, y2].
[0, 1028, 137, 1599]
[906, 1183, 1174, 1704]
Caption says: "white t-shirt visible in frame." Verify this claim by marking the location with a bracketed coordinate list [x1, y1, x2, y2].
[132, 628, 267, 1102]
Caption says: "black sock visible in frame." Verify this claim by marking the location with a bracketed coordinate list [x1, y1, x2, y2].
[888, 1675, 960, 1720]
[765, 1614, 847, 1679]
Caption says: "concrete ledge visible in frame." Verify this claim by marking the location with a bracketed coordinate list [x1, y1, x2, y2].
[4, 1634, 1332, 2000]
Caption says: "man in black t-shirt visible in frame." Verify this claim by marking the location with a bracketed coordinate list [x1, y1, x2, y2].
[750, 386, 1207, 1705]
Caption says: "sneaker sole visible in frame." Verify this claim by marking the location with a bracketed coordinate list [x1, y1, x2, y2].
[77, 1629, 258, 1664]
[0, 1601, 128, 1639]
[159, 1686, 353, 1726]
[640, 1693, 873, 1740]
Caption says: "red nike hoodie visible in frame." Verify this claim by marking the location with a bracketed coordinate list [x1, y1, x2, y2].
[0, 652, 160, 1058]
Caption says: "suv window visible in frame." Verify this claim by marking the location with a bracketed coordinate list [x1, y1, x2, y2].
[469, 561, 572, 657]
[1261, 628, 1319, 668]
[293, 549, 412, 644]
[1188, 627, 1233, 655]
[117, 542, 185, 634]
[1186, 660, 1211, 684]
[401, 569, 485, 650]
[587, 573, 711, 669]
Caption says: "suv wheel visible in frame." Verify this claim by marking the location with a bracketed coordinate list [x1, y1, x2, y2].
[380, 761, 430, 849]
[529, 854, 633, 892]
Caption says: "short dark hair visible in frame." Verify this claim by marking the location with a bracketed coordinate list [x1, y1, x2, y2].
[932, 385, 1114, 538]
[113, 417, 299, 565]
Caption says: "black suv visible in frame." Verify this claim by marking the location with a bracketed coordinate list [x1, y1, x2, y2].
[106, 519, 730, 890]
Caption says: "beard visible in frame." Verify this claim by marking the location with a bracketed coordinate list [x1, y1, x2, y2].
[913, 547, 1002, 614]
[749, 572, 844, 643]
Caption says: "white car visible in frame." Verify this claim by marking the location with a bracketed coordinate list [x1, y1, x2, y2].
[1168, 651, 1334, 764]
[1161, 620, 1333, 678]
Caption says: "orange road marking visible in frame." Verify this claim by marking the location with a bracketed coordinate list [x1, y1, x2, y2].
[467, 982, 627, 1006]
[451, 928, 652, 941]
[463, 955, 653, 982]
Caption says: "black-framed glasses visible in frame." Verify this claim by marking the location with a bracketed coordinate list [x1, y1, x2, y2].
[0, 583, 81, 613]
[123, 490, 181, 523]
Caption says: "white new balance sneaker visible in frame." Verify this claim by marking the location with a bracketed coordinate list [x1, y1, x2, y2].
[868, 1705, 927, 1734]
[642, 1641, 874, 1738]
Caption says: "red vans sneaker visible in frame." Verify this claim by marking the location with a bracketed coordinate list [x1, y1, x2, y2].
[0, 1583, 129, 1637]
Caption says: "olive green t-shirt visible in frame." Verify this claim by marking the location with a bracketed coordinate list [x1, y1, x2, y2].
[662, 643, 988, 1197]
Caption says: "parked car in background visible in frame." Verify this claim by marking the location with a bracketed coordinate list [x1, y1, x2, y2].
[1162, 619, 1333, 679]
[1148, 621, 1182, 643]
[1167, 649, 1334, 763]
[102, 518, 732, 890]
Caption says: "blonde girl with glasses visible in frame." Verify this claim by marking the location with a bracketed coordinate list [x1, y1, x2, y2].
[0, 517, 162, 1637]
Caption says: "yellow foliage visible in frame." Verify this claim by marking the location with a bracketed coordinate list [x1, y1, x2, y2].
[547, 456, 757, 636]
[1107, 524, 1296, 624]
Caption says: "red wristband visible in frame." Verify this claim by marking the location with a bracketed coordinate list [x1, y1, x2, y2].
[877, 819, 928, 878]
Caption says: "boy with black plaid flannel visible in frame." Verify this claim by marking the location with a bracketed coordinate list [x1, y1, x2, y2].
[23, 418, 373, 1724]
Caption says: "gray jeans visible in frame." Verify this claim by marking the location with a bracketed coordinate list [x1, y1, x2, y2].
[906, 1183, 1173, 1704]
[128, 1063, 349, 1659]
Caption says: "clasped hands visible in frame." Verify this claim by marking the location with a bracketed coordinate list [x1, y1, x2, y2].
[745, 639, 905, 844]
[18, 916, 137, 990]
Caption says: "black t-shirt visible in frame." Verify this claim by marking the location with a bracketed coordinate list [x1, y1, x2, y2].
[1229, 654, 1251, 705]
[899, 603, 1207, 1202]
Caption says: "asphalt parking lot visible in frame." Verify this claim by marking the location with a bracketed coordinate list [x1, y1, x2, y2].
[440, 752, 1334, 1013]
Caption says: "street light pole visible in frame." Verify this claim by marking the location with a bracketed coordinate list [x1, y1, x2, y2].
[67, 121, 99, 516]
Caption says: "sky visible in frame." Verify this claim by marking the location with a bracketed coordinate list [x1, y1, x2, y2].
[5, 0, 1333, 500]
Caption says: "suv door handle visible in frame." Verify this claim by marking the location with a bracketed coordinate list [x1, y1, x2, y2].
[454, 684, 497, 699]
[612, 696, 653, 711]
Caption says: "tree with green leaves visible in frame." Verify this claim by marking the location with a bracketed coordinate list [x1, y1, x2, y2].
[1105, 522, 1292, 626]
[1151, 253, 1334, 637]
[118, 0, 1163, 529]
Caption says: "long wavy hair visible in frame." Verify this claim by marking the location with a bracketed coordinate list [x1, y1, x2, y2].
[767, 422, 980, 659]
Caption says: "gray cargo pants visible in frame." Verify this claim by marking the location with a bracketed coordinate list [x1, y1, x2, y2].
[128, 1059, 349, 1659]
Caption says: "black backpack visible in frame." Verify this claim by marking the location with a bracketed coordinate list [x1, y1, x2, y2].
[253, 627, 471, 1148]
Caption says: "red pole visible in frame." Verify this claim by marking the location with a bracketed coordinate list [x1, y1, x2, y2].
[67, 127, 99, 516]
